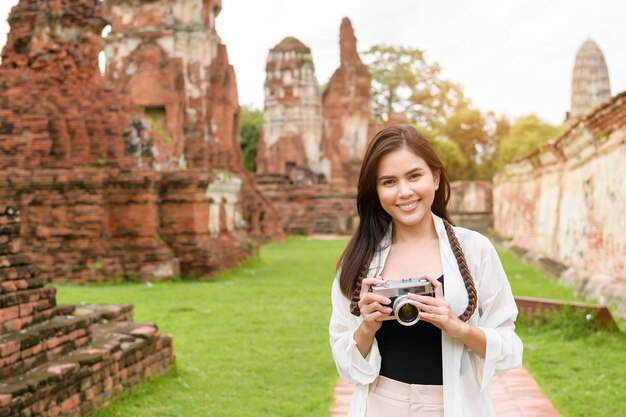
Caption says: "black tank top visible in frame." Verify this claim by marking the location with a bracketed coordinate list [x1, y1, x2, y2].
[374, 275, 443, 385]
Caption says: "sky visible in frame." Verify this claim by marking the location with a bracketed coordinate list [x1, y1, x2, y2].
[1, 0, 625, 125]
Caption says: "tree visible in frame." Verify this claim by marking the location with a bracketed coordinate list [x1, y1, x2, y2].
[362, 44, 468, 130]
[431, 138, 469, 182]
[474, 114, 510, 180]
[493, 115, 562, 170]
[239, 105, 263, 172]
[439, 107, 490, 179]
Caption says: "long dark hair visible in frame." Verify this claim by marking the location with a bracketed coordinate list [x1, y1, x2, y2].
[338, 125, 477, 322]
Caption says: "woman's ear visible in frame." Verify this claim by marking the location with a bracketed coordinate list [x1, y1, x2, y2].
[434, 170, 440, 190]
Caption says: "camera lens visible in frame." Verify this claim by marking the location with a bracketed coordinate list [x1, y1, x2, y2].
[392, 296, 419, 326]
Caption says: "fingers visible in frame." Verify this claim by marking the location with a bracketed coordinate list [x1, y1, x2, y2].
[416, 312, 439, 324]
[359, 276, 384, 299]
[408, 292, 447, 307]
[364, 310, 390, 323]
[421, 273, 444, 298]
[358, 276, 392, 323]
[362, 292, 392, 306]
[411, 299, 446, 315]
[358, 297, 392, 316]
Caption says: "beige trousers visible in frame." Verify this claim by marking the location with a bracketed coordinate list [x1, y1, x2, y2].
[364, 376, 444, 417]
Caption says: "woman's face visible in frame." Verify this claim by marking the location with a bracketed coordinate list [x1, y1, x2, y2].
[376, 146, 439, 229]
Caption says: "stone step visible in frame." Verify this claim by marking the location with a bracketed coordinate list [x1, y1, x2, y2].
[0, 273, 44, 294]
[0, 287, 57, 335]
[0, 320, 174, 417]
[0, 313, 93, 380]
[70, 303, 134, 323]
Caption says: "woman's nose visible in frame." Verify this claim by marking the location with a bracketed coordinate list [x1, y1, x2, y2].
[397, 180, 413, 197]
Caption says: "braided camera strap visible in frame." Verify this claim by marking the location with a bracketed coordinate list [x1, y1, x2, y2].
[442, 218, 478, 322]
[349, 219, 478, 322]
[349, 263, 369, 316]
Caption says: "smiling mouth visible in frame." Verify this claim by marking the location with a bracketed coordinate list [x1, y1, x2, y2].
[396, 200, 419, 210]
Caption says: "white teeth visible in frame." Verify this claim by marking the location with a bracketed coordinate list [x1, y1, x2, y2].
[398, 201, 418, 209]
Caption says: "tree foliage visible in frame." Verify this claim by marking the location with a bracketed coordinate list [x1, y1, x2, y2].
[361, 44, 561, 181]
[430, 138, 468, 182]
[493, 115, 562, 170]
[239, 105, 263, 172]
[362, 45, 468, 130]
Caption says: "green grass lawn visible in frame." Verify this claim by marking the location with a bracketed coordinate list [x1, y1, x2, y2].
[495, 247, 626, 417]
[55, 239, 625, 417]
[496, 248, 581, 301]
[56, 237, 347, 417]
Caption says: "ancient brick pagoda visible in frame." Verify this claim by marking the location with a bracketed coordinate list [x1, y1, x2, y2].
[255, 18, 373, 234]
[103, 0, 282, 244]
[0, 0, 282, 283]
[569, 38, 611, 121]
[105, 0, 241, 172]
[256, 36, 328, 184]
[321, 18, 373, 189]
[0, 205, 175, 416]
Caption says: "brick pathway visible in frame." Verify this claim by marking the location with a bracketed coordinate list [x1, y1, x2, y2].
[330, 367, 560, 417]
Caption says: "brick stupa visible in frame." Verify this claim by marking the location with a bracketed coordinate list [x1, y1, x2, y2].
[254, 18, 372, 234]
[321, 17, 372, 189]
[0, 205, 174, 416]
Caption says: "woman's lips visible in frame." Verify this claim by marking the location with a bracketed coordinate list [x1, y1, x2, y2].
[396, 200, 420, 212]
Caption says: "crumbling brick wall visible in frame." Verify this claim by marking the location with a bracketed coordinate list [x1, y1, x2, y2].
[0, 204, 175, 416]
[493, 92, 626, 318]
[0, 0, 137, 170]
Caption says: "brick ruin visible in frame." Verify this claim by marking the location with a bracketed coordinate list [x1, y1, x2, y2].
[448, 181, 493, 234]
[103, 0, 283, 249]
[0, 205, 175, 416]
[104, 0, 242, 172]
[256, 36, 327, 183]
[493, 92, 626, 319]
[0, 0, 282, 283]
[321, 18, 373, 190]
[255, 18, 372, 234]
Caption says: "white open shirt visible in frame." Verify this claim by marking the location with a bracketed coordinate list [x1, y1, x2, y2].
[329, 212, 523, 417]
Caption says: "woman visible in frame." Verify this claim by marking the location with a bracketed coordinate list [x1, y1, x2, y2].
[329, 125, 523, 417]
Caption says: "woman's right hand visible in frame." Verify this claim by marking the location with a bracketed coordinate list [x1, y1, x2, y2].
[357, 277, 393, 334]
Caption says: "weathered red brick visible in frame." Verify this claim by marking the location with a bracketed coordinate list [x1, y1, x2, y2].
[48, 405, 61, 417]
[0, 306, 19, 322]
[3, 318, 22, 332]
[46, 337, 63, 350]
[0, 340, 19, 357]
[0, 281, 17, 293]
[60, 394, 80, 414]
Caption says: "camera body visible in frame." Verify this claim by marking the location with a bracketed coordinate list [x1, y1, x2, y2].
[370, 277, 435, 326]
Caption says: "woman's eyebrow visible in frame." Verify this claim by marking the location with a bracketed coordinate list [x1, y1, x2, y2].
[378, 167, 424, 180]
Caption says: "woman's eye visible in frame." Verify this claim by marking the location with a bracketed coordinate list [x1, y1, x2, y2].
[382, 179, 395, 186]
[409, 173, 421, 180]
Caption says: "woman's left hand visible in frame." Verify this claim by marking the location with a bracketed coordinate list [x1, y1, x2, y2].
[408, 273, 467, 339]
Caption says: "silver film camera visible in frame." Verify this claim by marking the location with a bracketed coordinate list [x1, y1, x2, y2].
[371, 278, 435, 326]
